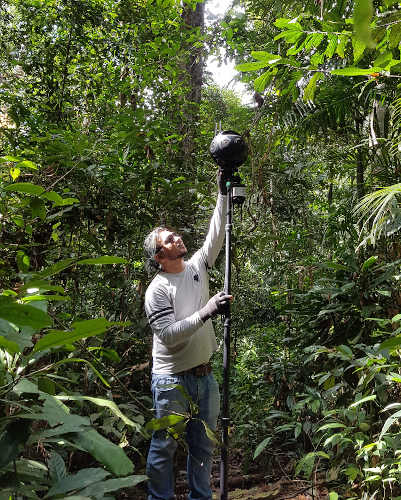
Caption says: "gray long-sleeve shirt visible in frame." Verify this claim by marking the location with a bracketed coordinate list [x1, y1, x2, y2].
[145, 194, 227, 374]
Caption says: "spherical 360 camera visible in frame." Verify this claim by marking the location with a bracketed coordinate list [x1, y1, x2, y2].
[210, 130, 247, 205]
[209, 130, 248, 173]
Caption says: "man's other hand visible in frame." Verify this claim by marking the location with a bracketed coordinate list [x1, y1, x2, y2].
[199, 291, 233, 322]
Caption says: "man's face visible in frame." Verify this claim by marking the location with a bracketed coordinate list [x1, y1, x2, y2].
[156, 230, 187, 262]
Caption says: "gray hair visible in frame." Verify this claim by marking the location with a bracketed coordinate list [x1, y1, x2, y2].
[144, 226, 167, 273]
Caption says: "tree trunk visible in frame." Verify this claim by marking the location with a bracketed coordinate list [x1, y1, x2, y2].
[180, 1, 205, 170]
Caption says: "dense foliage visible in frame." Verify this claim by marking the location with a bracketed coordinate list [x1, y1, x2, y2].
[2, 0, 401, 498]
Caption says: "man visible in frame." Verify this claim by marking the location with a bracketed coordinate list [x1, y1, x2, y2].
[144, 174, 231, 500]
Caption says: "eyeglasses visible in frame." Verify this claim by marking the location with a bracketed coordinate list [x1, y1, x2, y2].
[155, 232, 180, 254]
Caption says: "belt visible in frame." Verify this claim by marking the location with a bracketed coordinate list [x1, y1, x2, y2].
[177, 362, 212, 377]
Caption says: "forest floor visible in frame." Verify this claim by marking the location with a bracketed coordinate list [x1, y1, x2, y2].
[123, 447, 330, 500]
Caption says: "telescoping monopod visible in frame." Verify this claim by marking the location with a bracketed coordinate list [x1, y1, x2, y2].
[210, 131, 248, 500]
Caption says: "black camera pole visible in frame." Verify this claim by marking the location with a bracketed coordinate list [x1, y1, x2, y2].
[209, 130, 247, 500]
[220, 179, 232, 500]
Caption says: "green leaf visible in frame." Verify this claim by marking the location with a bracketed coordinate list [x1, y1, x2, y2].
[1, 155, 20, 162]
[390, 22, 401, 49]
[0, 335, 20, 354]
[295, 452, 317, 478]
[21, 280, 65, 294]
[77, 256, 127, 265]
[30, 198, 46, 220]
[379, 409, 401, 440]
[287, 36, 307, 56]
[38, 376, 56, 395]
[352, 38, 366, 63]
[0, 297, 51, 329]
[336, 344, 353, 359]
[329, 492, 339, 500]
[303, 72, 323, 102]
[79, 475, 148, 497]
[48, 451, 67, 482]
[22, 294, 67, 302]
[324, 34, 338, 59]
[54, 358, 110, 387]
[32, 318, 123, 353]
[10, 167, 20, 180]
[344, 465, 360, 481]
[253, 436, 272, 459]
[380, 335, 401, 350]
[45, 468, 109, 497]
[304, 33, 325, 53]
[349, 395, 376, 408]
[57, 395, 143, 430]
[391, 313, 401, 323]
[18, 160, 38, 170]
[145, 414, 186, 432]
[353, 0, 375, 48]
[34, 258, 77, 278]
[254, 71, 273, 93]
[331, 67, 381, 76]
[235, 61, 269, 72]
[274, 18, 301, 29]
[250, 51, 279, 62]
[70, 428, 134, 476]
[361, 255, 378, 271]
[40, 191, 64, 204]
[3, 182, 44, 196]
[336, 34, 349, 58]
[275, 29, 303, 44]
[202, 421, 220, 446]
[58, 197, 79, 206]
[318, 422, 346, 431]
[17, 250, 30, 272]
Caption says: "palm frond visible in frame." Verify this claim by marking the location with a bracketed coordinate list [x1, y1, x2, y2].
[354, 183, 401, 248]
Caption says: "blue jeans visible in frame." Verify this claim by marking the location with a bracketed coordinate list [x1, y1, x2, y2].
[146, 372, 220, 500]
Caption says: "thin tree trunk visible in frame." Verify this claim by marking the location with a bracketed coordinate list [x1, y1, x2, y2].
[180, 1, 205, 170]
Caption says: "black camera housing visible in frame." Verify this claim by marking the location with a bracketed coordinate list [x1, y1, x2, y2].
[209, 130, 248, 176]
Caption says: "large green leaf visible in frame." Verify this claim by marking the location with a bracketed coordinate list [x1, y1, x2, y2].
[45, 468, 110, 498]
[77, 256, 127, 265]
[0, 335, 20, 354]
[34, 258, 76, 278]
[253, 436, 272, 459]
[79, 475, 148, 497]
[254, 71, 274, 93]
[235, 61, 269, 72]
[361, 255, 378, 271]
[380, 335, 401, 350]
[57, 395, 143, 431]
[71, 428, 134, 476]
[0, 297, 51, 329]
[48, 451, 67, 482]
[353, 0, 375, 48]
[379, 409, 401, 441]
[3, 182, 44, 195]
[32, 318, 126, 353]
[349, 395, 376, 408]
[331, 67, 382, 76]
[145, 414, 186, 432]
[303, 72, 323, 102]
